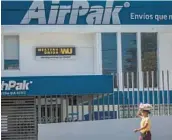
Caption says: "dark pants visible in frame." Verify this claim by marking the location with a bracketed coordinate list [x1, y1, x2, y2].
[139, 131, 151, 140]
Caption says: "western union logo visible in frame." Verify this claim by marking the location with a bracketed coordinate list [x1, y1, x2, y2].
[36, 47, 76, 56]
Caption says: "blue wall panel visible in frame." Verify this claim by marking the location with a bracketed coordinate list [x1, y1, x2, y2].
[92, 90, 172, 105]
[2, 1, 172, 25]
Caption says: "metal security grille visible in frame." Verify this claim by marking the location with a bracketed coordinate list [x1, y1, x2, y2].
[1, 97, 37, 140]
[36, 71, 172, 124]
[37, 95, 172, 124]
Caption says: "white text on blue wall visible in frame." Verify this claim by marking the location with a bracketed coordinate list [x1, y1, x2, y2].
[21, 1, 130, 25]
[1, 80, 33, 91]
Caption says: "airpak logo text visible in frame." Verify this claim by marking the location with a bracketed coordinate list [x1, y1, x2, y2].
[21, 1, 130, 25]
[1, 80, 33, 91]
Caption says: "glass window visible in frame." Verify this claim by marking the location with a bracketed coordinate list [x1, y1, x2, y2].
[101, 33, 117, 88]
[121, 33, 137, 88]
[3, 35, 19, 70]
[141, 33, 158, 87]
[69, 96, 77, 105]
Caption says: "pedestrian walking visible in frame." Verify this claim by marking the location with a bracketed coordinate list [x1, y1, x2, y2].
[134, 103, 152, 140]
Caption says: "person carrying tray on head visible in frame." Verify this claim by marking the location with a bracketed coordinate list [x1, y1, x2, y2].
[134, 103, 152, 140]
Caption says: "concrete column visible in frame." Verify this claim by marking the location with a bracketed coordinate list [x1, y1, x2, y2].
[94, 33, 102, 74]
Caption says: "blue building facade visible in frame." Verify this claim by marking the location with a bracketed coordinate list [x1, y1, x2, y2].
[1, 0, 172, 105]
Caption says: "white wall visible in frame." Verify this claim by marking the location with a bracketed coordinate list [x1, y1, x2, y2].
[38, 116, 172, 140]
[158, 33, 172, 89]
[2, 33, 96, 77]
[159, 33, 172, 71]
[2, 25, 172, 88]
[2, 25, 172, 34]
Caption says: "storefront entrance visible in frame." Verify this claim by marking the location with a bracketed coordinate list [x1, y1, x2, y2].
[1, 75, 113, 139]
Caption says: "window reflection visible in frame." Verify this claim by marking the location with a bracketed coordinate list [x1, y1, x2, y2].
[101, 33, 117, 88]
[121, 33, 137, 88]
[4, 35, 20, 70]
[141, 33, 158, 87]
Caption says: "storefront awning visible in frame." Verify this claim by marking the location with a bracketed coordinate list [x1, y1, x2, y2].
[1, 75, 113, 96]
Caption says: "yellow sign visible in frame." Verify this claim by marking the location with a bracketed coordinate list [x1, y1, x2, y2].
[36, 47, 76, 56]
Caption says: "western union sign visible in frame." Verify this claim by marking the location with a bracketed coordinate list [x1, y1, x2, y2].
[35, 47, 76, 60]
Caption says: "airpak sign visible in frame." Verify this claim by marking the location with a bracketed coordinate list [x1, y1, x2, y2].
[1, 75, 114, 96]
[2, 1, 172, 25]
[21, 1, 130, 25]
[1, 80, 33, 96]
[35, 47, 76, 59]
